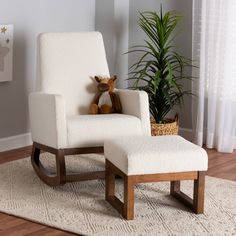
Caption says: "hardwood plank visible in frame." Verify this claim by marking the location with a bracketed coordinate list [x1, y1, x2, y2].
[0, 213, 76, 236]
[0, 145, 235, 234]
[0, 146, 32, 164]
[206, 148, 236, 181]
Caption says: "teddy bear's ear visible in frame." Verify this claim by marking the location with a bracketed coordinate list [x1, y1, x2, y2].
[111, 75, 117, 81]
[94, 76, 101, 83]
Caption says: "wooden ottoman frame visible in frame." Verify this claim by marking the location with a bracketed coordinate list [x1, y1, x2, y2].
[105, 160, 205, 220]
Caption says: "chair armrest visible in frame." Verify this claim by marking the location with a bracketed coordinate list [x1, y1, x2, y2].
[116, 89, 151, 135]
[29, 92, 67, 149]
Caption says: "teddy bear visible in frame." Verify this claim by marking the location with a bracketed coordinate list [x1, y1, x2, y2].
[90, 75, 122, 114]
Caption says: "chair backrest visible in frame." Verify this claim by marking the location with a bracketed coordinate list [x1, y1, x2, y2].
[37, 32, 110, 115]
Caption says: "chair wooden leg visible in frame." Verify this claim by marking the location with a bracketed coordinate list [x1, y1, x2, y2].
[31, 143, 40, 165]
[31, 142, 66, 186]
[56, 149, 66, 185]
[31, 142, 105, 186]
[170, 171, 205, 214]
[123, 175, 134, 220]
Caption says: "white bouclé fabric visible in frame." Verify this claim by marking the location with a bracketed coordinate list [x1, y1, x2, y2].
[105, 135, 208, 175]
[38, 32, 110, 116]
[67, 114, 143, 148]
[29, 92, 67, 149]
[117, 89, 151, 136]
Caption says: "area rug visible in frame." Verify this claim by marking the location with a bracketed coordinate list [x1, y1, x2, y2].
[0, 153, 236, 236]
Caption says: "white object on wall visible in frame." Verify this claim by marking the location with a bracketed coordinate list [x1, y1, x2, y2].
[0, 24, 13, 82]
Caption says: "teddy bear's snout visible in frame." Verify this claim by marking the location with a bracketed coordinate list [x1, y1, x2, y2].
[98, 83, 109, 92]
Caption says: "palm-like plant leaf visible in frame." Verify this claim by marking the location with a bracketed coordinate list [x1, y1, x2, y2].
[127, 7, 194, 123]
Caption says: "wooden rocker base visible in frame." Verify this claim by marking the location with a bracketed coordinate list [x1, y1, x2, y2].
[105, 160, 205, 220]
[31, 142, 105, 187]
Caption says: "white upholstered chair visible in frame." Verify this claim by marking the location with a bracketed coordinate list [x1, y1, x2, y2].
[29, 32, 151, 186]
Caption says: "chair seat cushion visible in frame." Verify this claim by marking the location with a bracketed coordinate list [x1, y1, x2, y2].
[67, 114, 143, 148]
[104, 135, 208, 175]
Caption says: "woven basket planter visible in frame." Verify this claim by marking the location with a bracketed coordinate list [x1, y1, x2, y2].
[151, 114, 179, 136]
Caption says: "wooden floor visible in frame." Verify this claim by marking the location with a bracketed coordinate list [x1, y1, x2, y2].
[0, 146, 235, 236]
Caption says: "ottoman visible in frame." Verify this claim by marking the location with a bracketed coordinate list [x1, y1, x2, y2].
[104, 135, 208, 220]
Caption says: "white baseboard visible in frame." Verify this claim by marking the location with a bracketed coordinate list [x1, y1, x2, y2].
[0, 133, 32, 152]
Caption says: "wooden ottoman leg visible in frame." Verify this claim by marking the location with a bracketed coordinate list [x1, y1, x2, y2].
[170, 180, 180, 195]
[170, 180, 194, 210]
[105, 160, 125, 217]
[105, 160, 135, 220]
[170, 171, 205, 214]
[123, 176, 134, 220]
[193, 171, 205, 214]
[105, 160, 116, 200]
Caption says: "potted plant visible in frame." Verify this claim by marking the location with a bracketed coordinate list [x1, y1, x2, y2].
[128, 7, 193, 136]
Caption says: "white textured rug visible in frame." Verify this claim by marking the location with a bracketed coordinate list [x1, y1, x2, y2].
[0, 153, 236, 236]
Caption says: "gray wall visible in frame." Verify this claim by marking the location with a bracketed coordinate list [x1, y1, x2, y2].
[95, 0, 115, 74]
[0, 0, 95, 138]
[129, 0, 193, 129]
[95, 0, 129, 89]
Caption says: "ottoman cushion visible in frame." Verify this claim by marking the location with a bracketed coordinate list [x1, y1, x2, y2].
[104, 135, 208, 175]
